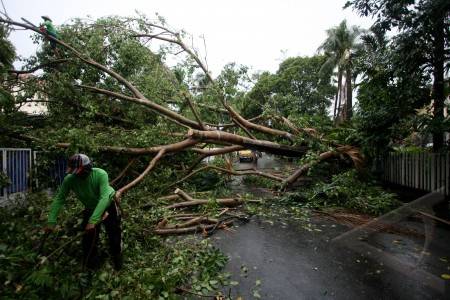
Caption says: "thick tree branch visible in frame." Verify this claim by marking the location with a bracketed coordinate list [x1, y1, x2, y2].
[154, 220, 233, 235]
[163, 216, 218, 229]
[224, 104, 294, 141]
[116, 149, 165, 201]
[77, 84, 202, 129]
[190, 145, 243, 156]
[280, 145, 363, 190]
[280, 151, 337, 190]
[165, 188, 244, 209]
[204, 115, 265, 129]
[187, 129, 306, 157]
[56, 138, 198, 155]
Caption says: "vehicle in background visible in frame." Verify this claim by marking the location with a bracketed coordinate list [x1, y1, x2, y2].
[238, 150, 262, 163]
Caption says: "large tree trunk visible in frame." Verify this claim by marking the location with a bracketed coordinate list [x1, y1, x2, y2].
[333, 88, 338, 120]
[335, 69, 343, 123]
[431, 14, 445, 152]
[345, 65, 353, 121]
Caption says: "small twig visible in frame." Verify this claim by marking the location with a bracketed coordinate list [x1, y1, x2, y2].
[204, 217, 237, 237]
[183, 93, 206, 130]
[414, 210, 450, 226]
[110, 158, 137, 186]
[39, 232, 84, 265]
[218, 208, 229, 217]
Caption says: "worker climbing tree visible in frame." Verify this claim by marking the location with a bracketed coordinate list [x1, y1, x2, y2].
[39, 15, 59, 55]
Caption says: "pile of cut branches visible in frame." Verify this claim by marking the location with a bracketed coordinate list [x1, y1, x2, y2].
[155, 189, 252, 235]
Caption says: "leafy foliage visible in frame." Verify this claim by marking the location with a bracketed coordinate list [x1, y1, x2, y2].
[242, 55, 335, 118]
[283, 170, 400, 215]
[0, 24, 15, 112]
[346, 0, 450, 151]
[0, 171, 11, 188]
[0, 192, 231, 299]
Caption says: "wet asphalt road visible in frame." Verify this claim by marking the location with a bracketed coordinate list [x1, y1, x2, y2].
[212, 215, 449, 299]
[209, 154, 450, 299]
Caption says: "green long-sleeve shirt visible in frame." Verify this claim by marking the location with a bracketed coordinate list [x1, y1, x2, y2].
[48, 168, 115, 225]
[43, 20, 59, 38]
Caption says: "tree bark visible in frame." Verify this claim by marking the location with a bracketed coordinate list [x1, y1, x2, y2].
[224, 104, 294, 141]
[187, 129, 306, 157]
[154, 220, 233, 235]
[335, 69, 343, 123]
[165, 189, 244, 209]
[280, 151, 337, 190]
[346, 65, 353, 120]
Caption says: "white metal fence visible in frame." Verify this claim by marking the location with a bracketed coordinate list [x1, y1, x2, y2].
[381, 152, 450, 196]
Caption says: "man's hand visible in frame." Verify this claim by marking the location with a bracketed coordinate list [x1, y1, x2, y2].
[115, 191, 122, 203]
[85, 223, 96, 231]
[102, 211, 109, 221]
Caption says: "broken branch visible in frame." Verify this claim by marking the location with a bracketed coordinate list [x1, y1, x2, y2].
[116, 149, 165, 201]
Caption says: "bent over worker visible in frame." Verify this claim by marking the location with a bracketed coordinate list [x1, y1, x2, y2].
[45, 154, 122, 270]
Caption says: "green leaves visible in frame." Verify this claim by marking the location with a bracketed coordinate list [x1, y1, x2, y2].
[0, 190, 229, 299]
[243, 55, 335, 118]
[307, 170, 400, 215]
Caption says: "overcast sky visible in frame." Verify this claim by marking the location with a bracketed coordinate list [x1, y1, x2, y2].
[4, 0, 374, 76]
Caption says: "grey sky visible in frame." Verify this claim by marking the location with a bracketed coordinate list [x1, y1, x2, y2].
[4, 0, 374, 76]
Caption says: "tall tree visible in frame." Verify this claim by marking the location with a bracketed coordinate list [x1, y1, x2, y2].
[345, 0, 450, 151]
[0, 24, 15, 112]
[318, 20, 362, 122]
[244, 55, 335, 118]
[354, 28, 430, 157]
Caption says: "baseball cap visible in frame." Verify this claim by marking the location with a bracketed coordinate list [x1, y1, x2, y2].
[67, 154, 91, 175]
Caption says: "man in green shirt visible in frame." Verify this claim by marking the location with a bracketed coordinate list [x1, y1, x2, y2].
[40, 16, 59, 51]
[45, 154, 122, 270]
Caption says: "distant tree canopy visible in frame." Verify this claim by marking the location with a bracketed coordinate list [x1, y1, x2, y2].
[346, 0, 450, 151]
[242, 55, 335, 119]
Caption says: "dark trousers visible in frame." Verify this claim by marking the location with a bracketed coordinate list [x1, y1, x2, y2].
[48, 31, 57, 49]
[81, 201, 122, 268]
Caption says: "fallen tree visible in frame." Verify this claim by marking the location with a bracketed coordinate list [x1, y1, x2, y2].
[0, 15, 363, 202]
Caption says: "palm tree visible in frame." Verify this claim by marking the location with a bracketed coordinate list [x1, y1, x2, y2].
[318, 20, 362, 122]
